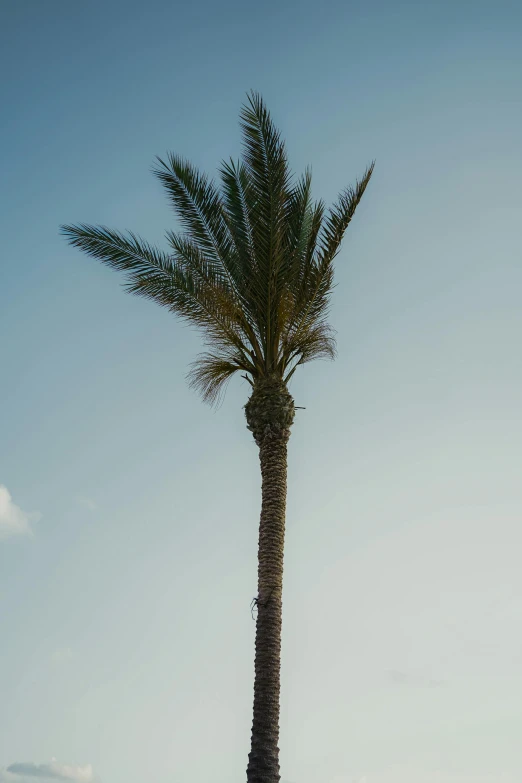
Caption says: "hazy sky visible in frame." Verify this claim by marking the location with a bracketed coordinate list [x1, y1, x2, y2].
[1, 1, 521, 782]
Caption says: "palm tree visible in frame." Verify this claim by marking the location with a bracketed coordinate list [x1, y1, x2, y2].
[61, 92, 374, 783]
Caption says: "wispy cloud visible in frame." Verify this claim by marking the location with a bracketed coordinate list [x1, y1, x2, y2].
[0, 485, 40, 540]
[5, 763, 93, 783]
[76, 496, 98, 512]
[51, 648, 73, 665]
[387, 668, 446, 688]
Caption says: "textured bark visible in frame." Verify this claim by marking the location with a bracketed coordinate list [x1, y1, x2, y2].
[245, 376, 295, 783]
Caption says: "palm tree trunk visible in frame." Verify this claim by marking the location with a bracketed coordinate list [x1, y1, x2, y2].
[245, 377, 295, 783]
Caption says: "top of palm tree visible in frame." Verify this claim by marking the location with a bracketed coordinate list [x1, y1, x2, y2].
[61, 91, 374, 405]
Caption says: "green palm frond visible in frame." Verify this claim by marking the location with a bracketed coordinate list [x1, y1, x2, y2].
[277, 161, 375, 369]
[61, 223, 173, 277]
[60, 224, 250, 353]
[61, 94, 374, 405]
[318, 160, 375, 266]
[218, 158, 256, 279]
[283, 169, 314, 284]
[151, 153, 249, 297]
[239, 91, 295, 367]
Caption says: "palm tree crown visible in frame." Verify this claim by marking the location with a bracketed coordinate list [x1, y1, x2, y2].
[61, 92, 374, 405]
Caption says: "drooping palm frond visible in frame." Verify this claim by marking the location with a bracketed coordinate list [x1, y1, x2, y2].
[61, 93, 374, 405]
[187, 349, 251, 406]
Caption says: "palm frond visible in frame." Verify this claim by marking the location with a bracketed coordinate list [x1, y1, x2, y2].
[219, 158, 256, 274]
[283, 322, 337, 383]
[187, 351, 248, 406]
[283, 169, 314, 284]
[152, 154, 242, 290]
[239, 91, 295, 367]
[318, 160, 375, 266]
[60, 223, 250, 354]
[60, 223, 173, 276]
[277, 162, 375, 369]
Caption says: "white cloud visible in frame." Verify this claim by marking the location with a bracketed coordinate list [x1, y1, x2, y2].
[0, 485, 40, 540]
[5, 763, 93, 783]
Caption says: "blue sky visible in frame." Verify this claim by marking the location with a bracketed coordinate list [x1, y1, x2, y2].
[1, 1, 522, 782]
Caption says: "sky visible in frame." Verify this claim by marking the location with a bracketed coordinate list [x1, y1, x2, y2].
[1, 0, 521, 781]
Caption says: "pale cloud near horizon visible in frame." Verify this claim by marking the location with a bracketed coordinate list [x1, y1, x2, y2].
[281, 776, 520, 783]
[328, 777, 368, 783]
[323, 774, 519, 783]
[4, 762, 93, 783]
[0, 485, 40, 540]
[345, 773, 520, 783]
